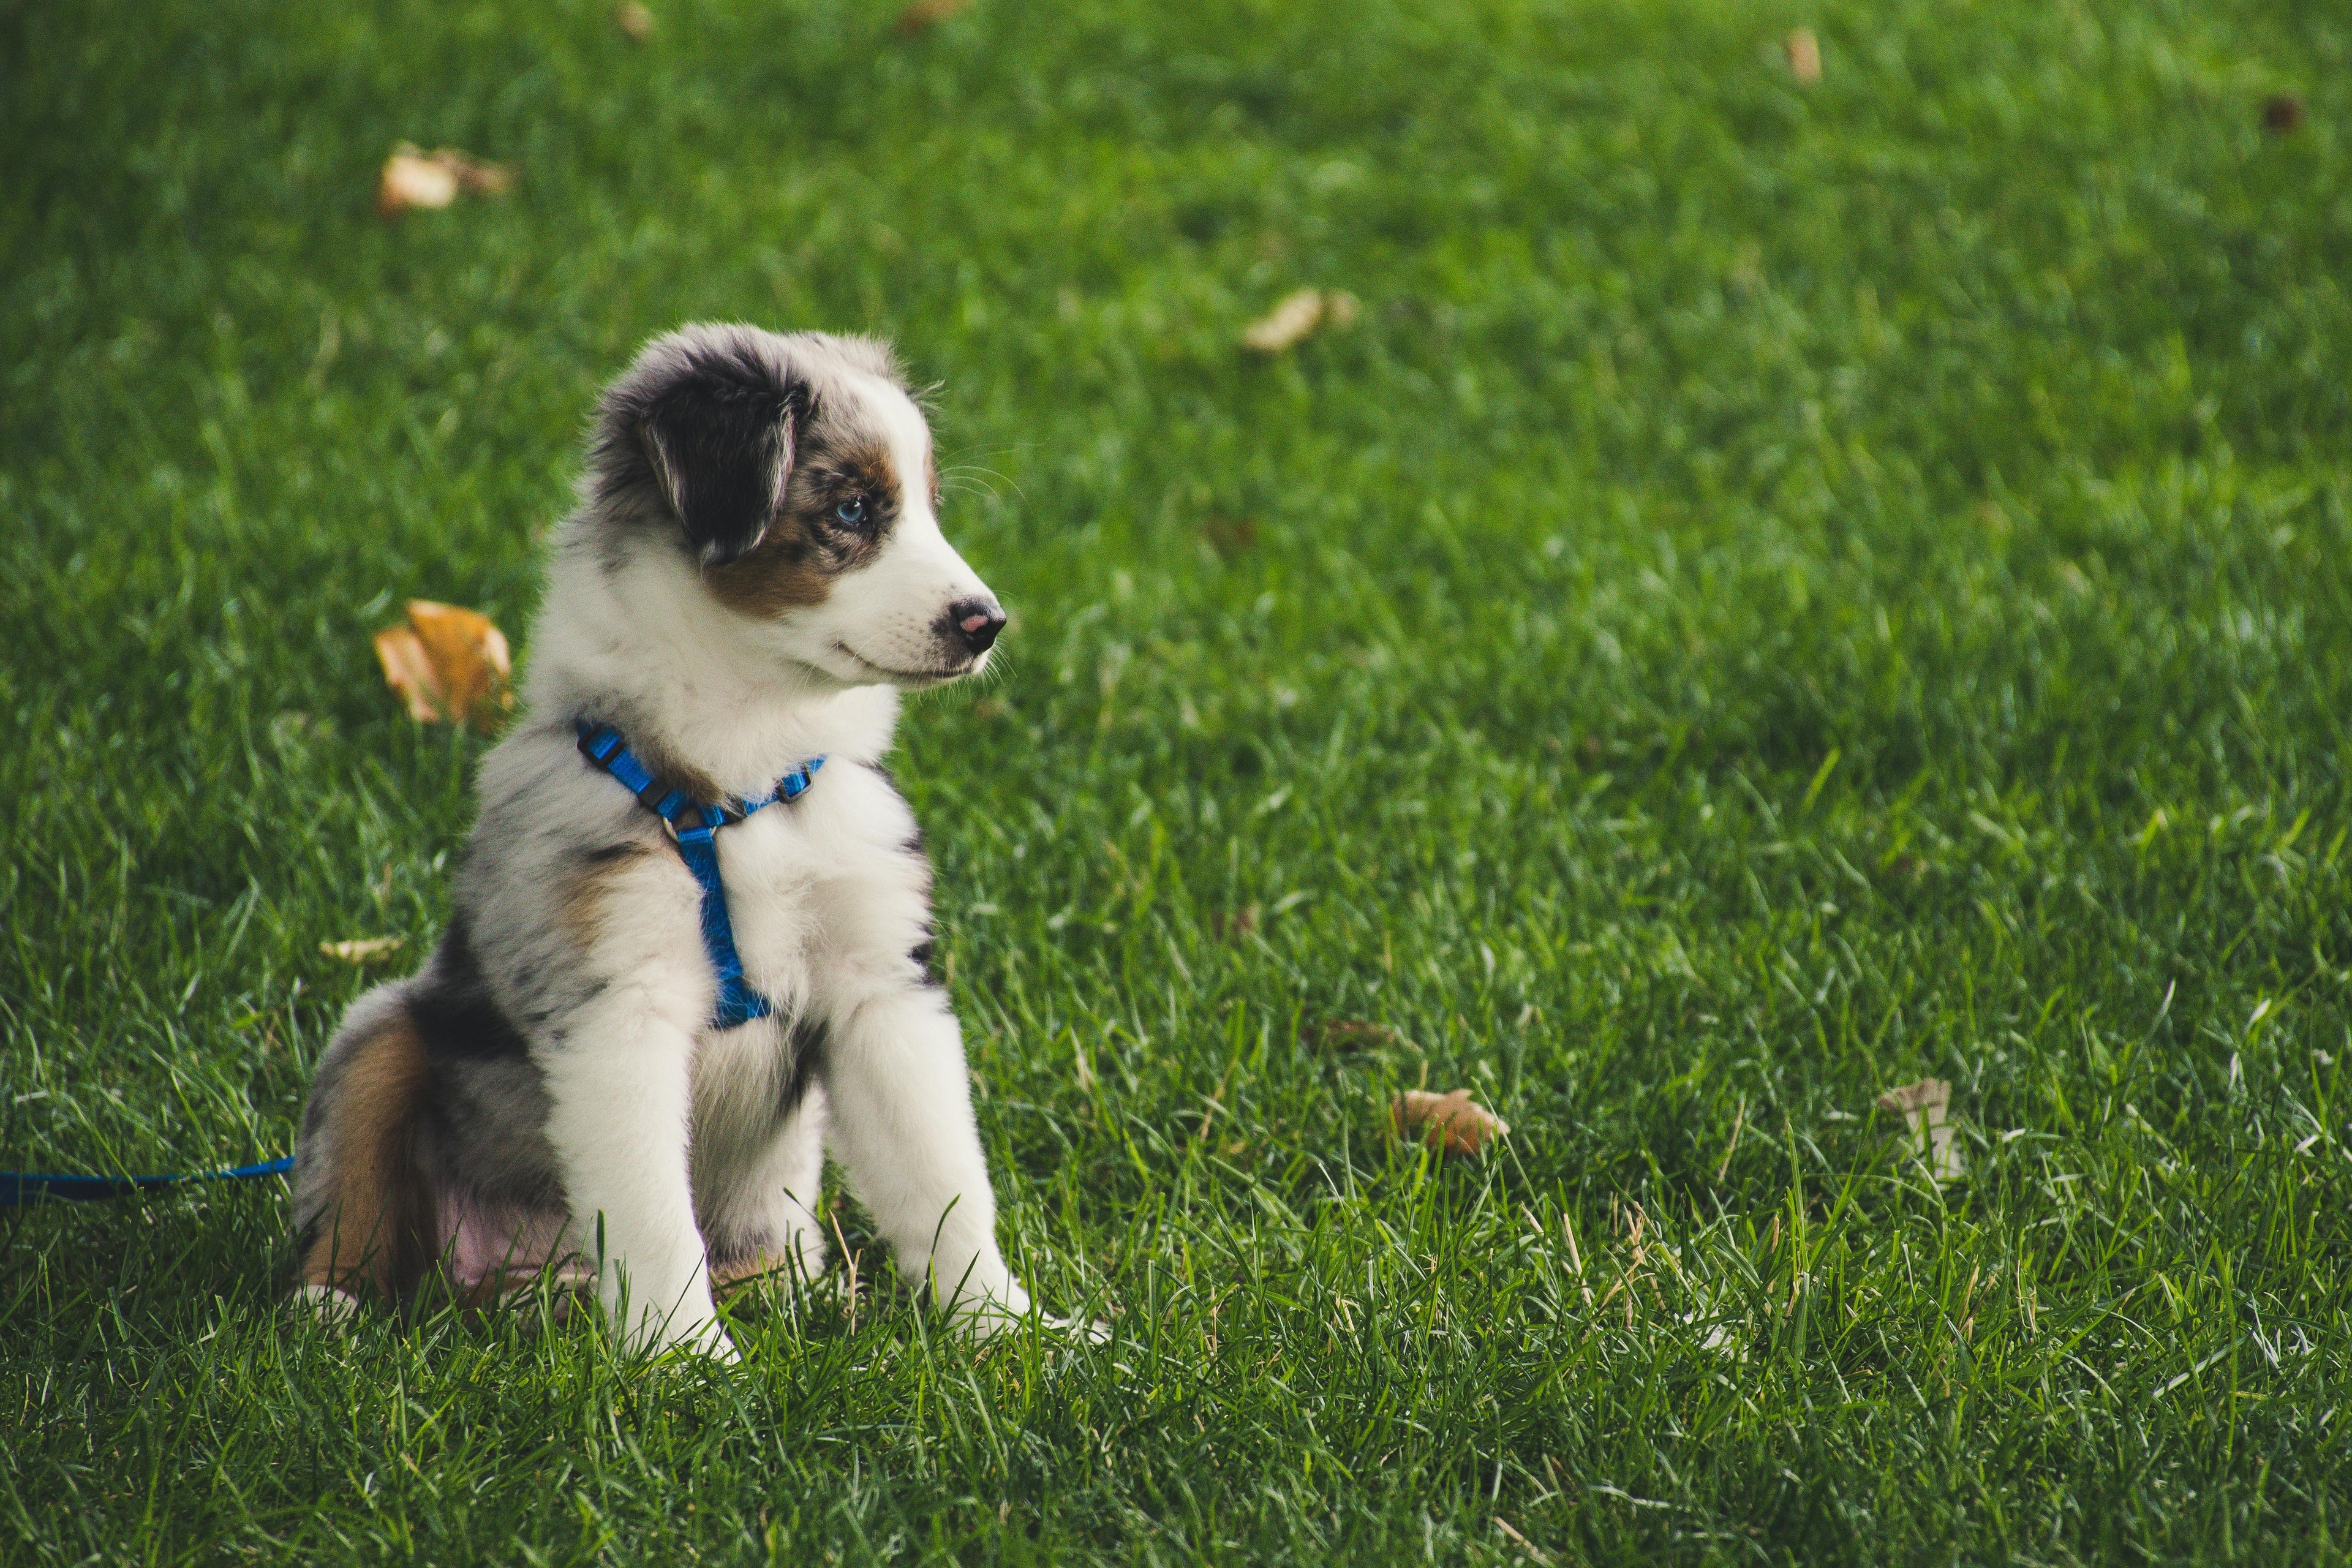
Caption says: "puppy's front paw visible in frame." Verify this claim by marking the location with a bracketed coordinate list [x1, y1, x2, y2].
[647, 1313, 739, 1363]
[946, 1288, 1107, 1344]
[685, 1320, 742, 1364]
[1027, 1311, 1111, 1343]
[614, 1288, 738, 1362]
[1062, 1314, 1113, 1343]
[291, 1283, 360, 1328]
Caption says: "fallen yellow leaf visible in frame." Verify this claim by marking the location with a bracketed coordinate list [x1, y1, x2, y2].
[321, 937, 406, 964]
[1243, 288, 1326, 353]
[443, 151, 514, 196]
[373, 599, 513, 729]
[372, 625, 442, 722]
[1392, 1088, 1510, 1156]
[1311, 1020, 1404, 1053]
[377, 149, 458, 216]
[1242, 288, 1360, 353]
[376, 144, 515, 217]
[1877, 1077, 1964, 1182]
[1785, 28, 1822, 84]
[1200, 513, 1258, 554]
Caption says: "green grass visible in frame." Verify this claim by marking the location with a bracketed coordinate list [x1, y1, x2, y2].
[5, 0, 2352, 1559]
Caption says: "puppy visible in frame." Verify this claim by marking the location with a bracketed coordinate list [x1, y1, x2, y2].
[293, 324, 1050, 1356]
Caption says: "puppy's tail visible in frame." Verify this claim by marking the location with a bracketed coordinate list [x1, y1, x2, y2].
[293, 991, 435, 1308]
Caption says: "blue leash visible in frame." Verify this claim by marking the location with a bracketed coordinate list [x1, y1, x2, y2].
[575, 719, 823, 1030]
[1, 1155, 292, 1209]
[6, 721, 815, 1205]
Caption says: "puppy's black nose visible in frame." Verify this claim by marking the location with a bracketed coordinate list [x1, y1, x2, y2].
[948, 595, 1006, 655]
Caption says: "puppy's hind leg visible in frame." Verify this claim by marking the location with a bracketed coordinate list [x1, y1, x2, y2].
[704, 1083, 830, 1301]
[292, 988, 437, 1319]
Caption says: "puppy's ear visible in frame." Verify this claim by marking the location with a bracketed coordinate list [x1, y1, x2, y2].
[635, 360, 801, 569]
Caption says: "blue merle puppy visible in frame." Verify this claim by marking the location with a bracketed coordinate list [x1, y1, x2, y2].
[292, 324, 1059, 1357]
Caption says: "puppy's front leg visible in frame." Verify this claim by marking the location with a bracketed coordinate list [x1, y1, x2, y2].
[542, 998, 730, 1357]
[822, 989, 1033, 1329]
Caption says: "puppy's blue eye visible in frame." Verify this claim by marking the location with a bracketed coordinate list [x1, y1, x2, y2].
[835, 497, 868, 527]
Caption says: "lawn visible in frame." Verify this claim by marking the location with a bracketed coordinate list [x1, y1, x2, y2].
[5, 0, 2352, 1560]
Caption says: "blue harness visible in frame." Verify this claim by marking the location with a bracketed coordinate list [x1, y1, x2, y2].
[575, 719, 823, 1030]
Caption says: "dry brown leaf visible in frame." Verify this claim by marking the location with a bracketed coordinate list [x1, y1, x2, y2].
[1243, 288, 1327, 353]
[1875, 1078, 1947, 1116]
[1392, 1088, 1510, 1156]
[376, 144, 514, 217]
[373, 599, 513, 728]
[372, 624, 444, 721]
[444, 151, 515, 195]
[615, 1, 656, 41]
[1311, 1019, 1403, 1053]
[1785, 28, 1822, 84]
[377, 149, 459, 216]
[896, 0, 970, 36]
[1876, 1077, 1964, 1182]
[321, 937, 406, 964]
[1240, 287, 1360, 353]
[1200, 513, 1258, 554]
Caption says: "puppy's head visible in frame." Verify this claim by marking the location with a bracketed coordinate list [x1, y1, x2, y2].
[589, 323, 1003, 688]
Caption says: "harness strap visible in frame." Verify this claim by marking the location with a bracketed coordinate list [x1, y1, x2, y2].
[575, 720, 823, 1030]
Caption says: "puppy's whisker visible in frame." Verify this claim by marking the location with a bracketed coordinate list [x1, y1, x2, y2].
[942, 466, 1023, 503]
